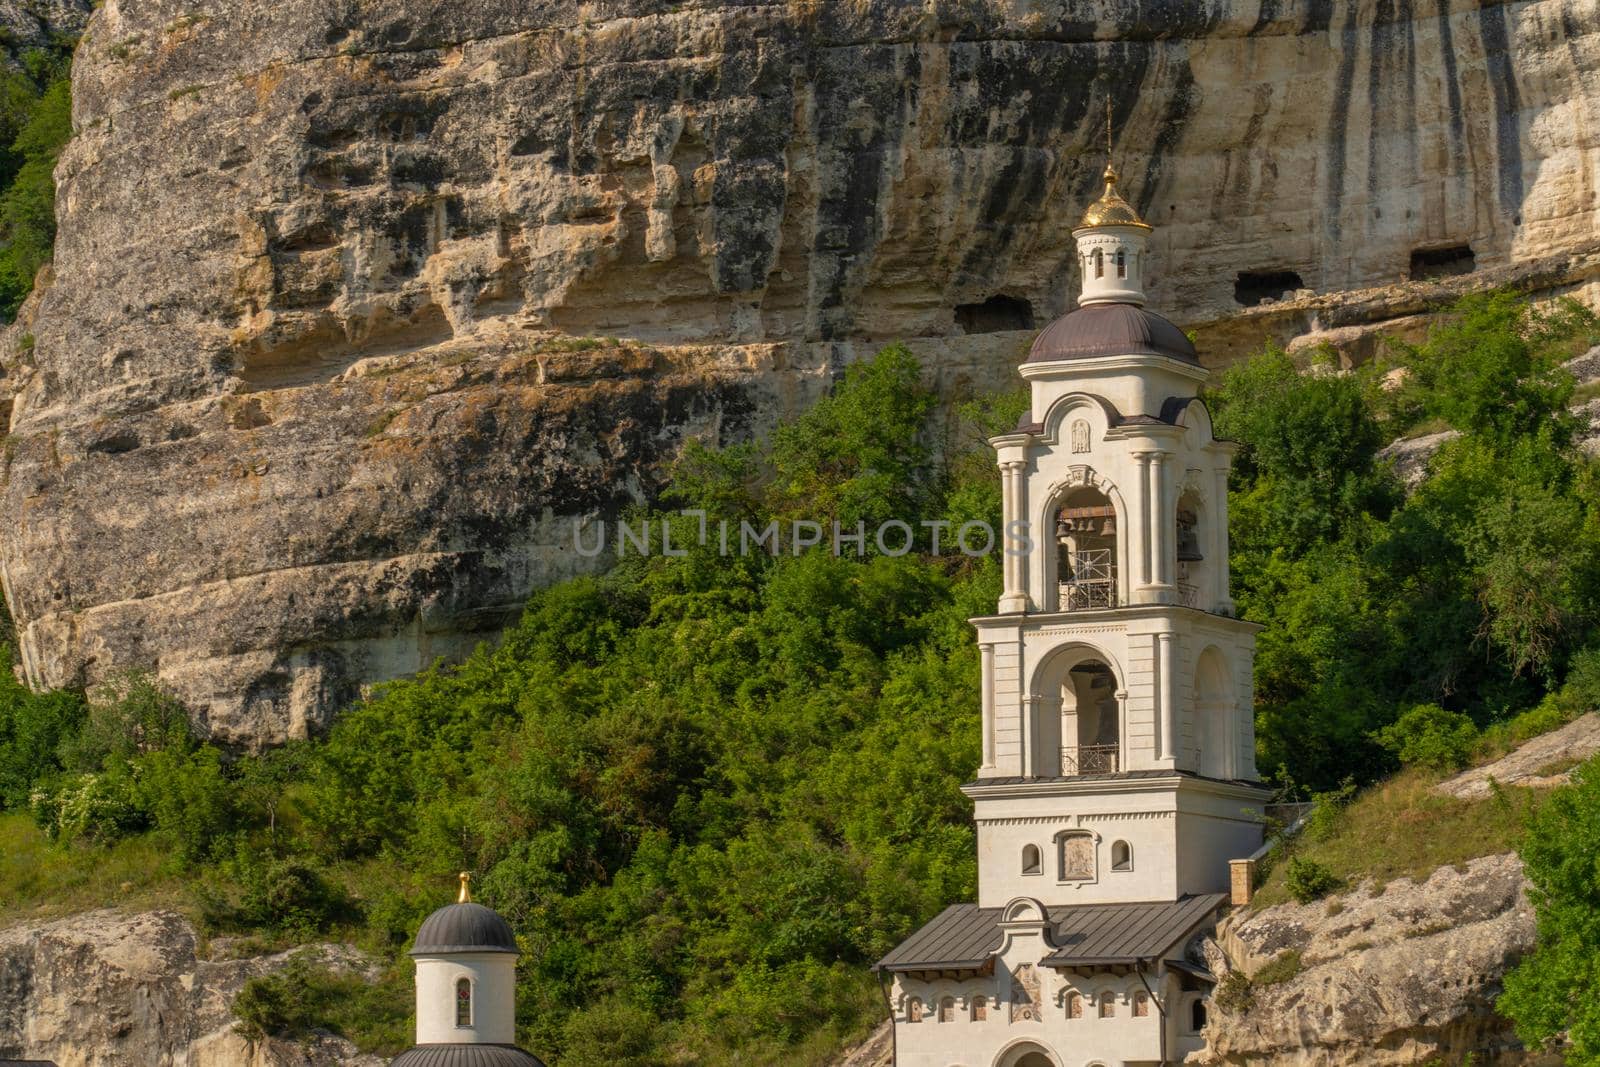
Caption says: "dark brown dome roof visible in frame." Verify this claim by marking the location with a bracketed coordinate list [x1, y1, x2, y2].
[389, 1044, 546, 1067]
[1027, 303, 1199, 365]
[410, 902, 519, 955]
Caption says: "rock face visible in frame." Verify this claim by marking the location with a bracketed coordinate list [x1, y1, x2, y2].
[0, 0, 89, 63]
[1437, 712, 1600, 799]
[1194, 853, 1549, 1066]
[3, 0, 1600, 741]
[0, 909, 383, 1067]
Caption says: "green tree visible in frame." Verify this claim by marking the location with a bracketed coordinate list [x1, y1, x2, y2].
[1501, 758, 1600, 1062]
[0, 48, 74, 318]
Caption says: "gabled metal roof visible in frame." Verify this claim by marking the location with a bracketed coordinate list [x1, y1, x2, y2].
[874, 893, 1227, 973]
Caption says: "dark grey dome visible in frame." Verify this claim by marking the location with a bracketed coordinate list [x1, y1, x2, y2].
[1027, 302, 1199, 365]
[389, 1044, 545, 1067]
[409, 902, 519, 955]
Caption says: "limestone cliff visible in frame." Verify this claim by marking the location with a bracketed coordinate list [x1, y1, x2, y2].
[1194, 853, 1553, 1066]
[0, 909, 383, 1066]
[3, 0, 1599, 741]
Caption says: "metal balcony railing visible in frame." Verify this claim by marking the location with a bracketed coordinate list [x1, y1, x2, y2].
[1059, 549, 1116, 611]
[1060, 744, 1120, 776]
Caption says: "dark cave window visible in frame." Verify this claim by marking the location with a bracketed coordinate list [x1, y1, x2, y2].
[1234, 270, 1304, 307]
[1409, 245, 1475, 280]
[955, 294, 1035, 334]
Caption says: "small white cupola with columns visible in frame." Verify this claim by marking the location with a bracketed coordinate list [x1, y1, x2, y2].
[390, 873, 546, 1067]
[1074, 163, 1153, 306]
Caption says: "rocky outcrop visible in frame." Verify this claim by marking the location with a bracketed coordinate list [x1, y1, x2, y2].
[4, 0, 1600, 742]
[1376, 428, 1462, 489]
[0, 909, 382, 1067]
[1437, 713, 1600, 799]
[0, 0, 89, 62]
[830, 1020, 893, 1067]
[1193, 853, 1549, 1066]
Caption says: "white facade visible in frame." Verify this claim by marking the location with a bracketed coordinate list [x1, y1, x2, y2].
[415, 953, 518, 1044]
[882, 165, 1268, 1067]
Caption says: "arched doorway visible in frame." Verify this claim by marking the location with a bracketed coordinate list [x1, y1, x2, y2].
[994, 1040, 1060, 1067]
[1194, 646, 1233, 778]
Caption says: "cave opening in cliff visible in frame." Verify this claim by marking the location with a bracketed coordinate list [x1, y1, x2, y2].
[955, 294, 1035, 334]
[1233, 271, 1304, 307]
[1409, 245, 1476, 280]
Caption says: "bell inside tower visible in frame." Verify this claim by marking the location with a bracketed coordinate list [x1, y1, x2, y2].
[1055, 487, 1118, 611]
[1175, 497, 1209, 610]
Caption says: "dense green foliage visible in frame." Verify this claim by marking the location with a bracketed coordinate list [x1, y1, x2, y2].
[1213, 292, 1600, 790]
[1501, 757, 1600, 1063]
[0, 45, 74, 319]
[3, 296, 1600, 1060]
[234, 951, 411, 1051]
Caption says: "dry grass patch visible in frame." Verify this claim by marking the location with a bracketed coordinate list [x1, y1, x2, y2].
[1252, 769, 1536, 908]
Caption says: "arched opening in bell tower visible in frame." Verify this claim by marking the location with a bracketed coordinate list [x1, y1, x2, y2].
[1053, 487, 1118, 612]
[1194, 647, 1235, 779]
[1061, 658, 1119, 775]
[1175, 489, 1212, 611]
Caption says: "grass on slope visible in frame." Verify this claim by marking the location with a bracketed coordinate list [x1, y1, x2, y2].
[1251, 768, 1539, 908]
[0, 812, 188, 922]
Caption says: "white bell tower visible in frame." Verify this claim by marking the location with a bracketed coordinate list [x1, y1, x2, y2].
[878, 148, 1271, 1067]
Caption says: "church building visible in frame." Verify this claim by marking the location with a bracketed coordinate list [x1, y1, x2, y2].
[874, 162, 1272, 1067]
[390, 874, 546, 1067]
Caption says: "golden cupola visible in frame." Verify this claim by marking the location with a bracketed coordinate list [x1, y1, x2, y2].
[1078, 164, 1151, 231]
[1072, 161, 1153, 306]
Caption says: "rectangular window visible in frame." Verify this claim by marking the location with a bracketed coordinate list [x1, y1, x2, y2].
[456, 978, 472, 1027]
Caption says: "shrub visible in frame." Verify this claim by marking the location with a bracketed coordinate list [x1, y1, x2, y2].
[1253, 948, 1304, 986]
[1500, 758, 1600, 1062]
[1213, 970, 1253, 1012]
[232, 953, 410, 1053]
[135, 744, 237, 863]
[206, 849, 354, 939]
[1285, 857, 1341, 904]
[0, 644, 85, 808]
[559, 998, 662, 1067]
[30, 767, 145, 843]
[1306, 779, 1357, 841]
[1373, 703, 1480, 771]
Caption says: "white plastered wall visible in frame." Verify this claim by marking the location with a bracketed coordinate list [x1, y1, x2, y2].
[414, 953, 517, 1045]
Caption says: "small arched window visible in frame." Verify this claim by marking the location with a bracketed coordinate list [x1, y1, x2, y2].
[907, 997, 924, 1023]
[938, 996, 956, 1022]
[1112, 840, 1133, 872]
[1133, 991, 1150, 1017]
[1021, 844, 1042, 876]
[972, 995, 988, 1021]
[1066, 991, 1084, 1019]
[1099, 991, 1116, 1018]
[1191, 999, 1208, 1032]
[455, 976, 472, 1027]
[1116, 249, 1126, 278]
[1093, 249, 1104, 279]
